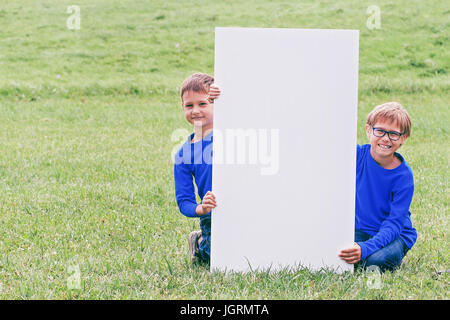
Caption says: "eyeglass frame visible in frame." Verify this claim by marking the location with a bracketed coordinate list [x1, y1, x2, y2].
[371, 126, 404, 141]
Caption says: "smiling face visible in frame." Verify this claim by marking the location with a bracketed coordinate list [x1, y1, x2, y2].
[182, 90, 214, 132]
[366, 119, 407, 163]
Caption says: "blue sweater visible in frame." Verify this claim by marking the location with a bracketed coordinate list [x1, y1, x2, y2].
[356, 144, 417, 260]
[174, 131, 213, 218]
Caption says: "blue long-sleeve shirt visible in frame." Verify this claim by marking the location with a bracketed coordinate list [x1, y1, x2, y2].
[174, 131, 213, 218]
[355, 144, 417, 260]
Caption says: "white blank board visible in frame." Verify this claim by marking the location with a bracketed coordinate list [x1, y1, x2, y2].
[211, 27, 359, 273]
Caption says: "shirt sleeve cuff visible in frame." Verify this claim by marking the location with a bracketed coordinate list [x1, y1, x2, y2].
[183, 202, 198, 218]
[357, 242, 367, 260]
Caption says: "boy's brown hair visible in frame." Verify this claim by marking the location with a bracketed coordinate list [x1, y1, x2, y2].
[180, 73, 214, 102]
[366, 102, 412, 137]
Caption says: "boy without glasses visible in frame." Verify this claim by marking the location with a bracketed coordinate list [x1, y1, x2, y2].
[174, 73, 220, 265]
[339, 102, 417, 272]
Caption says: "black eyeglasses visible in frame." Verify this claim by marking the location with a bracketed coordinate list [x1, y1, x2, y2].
[372, 127, 404, 141]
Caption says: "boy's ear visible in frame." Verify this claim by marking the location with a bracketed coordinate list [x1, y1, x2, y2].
[365, 124, 371, 139]
[399, 134, 408, 146]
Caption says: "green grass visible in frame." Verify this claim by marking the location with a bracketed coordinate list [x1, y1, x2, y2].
[0, 0, 448, 299]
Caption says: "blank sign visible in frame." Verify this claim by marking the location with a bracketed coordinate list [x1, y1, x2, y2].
[211, 27, 359, 273]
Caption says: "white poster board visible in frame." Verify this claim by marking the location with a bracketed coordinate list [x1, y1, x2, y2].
[211, 27, 359, 273]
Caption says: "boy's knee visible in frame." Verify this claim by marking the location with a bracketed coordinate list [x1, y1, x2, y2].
[365, 250, 402, 273]
[198, 234, 211, 263]
[363, 238, 407, 273]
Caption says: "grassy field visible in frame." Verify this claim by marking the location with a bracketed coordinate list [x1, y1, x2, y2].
[0, 0, 448, 299]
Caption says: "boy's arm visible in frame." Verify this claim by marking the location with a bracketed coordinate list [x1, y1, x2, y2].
[174, 163, 218, 217]
[339, 145, 364, 264]
[174, 162, 198, 218]
[357, 182, 414, 260]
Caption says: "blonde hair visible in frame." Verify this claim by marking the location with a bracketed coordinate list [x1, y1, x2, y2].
[180, 73, 214, 101]
[366, 102, 412, 137]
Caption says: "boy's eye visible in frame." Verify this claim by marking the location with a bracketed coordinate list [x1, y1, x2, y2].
[185, 104, 193, 108]
[389, 132, 401, 138]
[199, 102, 207, 106]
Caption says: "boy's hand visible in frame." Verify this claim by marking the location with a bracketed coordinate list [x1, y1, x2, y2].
[338, 243, 361, 264]
[207, 85, 221, 103]
[196, 191, 217, 216]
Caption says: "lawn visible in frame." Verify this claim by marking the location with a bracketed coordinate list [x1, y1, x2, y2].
[0, 0, 448, 299]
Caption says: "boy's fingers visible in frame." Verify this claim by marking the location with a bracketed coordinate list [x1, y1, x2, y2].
[208, 87, 220, 101]
[203, 198, 216, 205]
[341, 256, 358, 263]
[339, 250, 360, 264]
[339, 251, 357, 258]
[204, 191, 216, 199]
[340, 248, 358, 254]
[346, 258, 359, 264]
[343, 259, 357, 265]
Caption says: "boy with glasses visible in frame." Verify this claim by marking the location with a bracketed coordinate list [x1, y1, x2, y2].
[339, 102, 417, 272]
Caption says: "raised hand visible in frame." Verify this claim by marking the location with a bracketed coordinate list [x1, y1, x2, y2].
[207, 85, 221, 103]
[196, 191, 217, 216]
